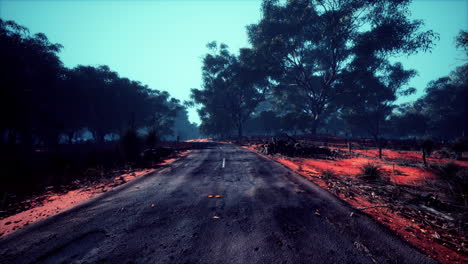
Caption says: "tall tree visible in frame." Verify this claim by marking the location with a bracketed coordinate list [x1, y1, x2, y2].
[191, 42, 267, 138]
[415, 66, 467, 138]
[0, 19, 65, 146]
[390, 31, 467, 139]
[247, 0, 438, 134]
[340, 63, 416, 158]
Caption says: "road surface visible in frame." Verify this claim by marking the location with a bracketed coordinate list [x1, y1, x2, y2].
[0, 142, 435, 264]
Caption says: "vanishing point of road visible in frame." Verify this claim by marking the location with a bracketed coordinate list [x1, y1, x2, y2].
[0, 142, 436, 264]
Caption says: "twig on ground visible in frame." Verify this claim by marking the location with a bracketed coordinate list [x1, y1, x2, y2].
[355, 205, 390, 210]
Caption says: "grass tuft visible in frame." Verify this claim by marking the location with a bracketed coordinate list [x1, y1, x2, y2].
[321, 169, 336, 180]
[359, 162, 385, 181]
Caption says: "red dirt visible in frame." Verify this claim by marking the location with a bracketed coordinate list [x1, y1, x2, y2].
[0, 150, 191, 238]
[348, 148, 468, 168]
[243, 145, 467, 264]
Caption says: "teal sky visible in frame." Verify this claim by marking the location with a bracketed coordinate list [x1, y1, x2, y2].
[1, 0, 467, 124]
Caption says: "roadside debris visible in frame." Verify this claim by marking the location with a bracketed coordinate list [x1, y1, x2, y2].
[242, 136, 468, 264]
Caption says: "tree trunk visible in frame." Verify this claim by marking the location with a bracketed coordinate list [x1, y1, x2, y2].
[94, 130, 105, 144]
[68, 132, 74, 144]
[374, 137, 383, 159]
[422, 150, 427, 167]
[237, 122, 243, 139]
[311, 121, 318, 135]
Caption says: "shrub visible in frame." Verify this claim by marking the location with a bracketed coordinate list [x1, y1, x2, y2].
[359, 163, 384, 181]
[321, 169, 336, 180]
[434, 162, 461, 179]
[434, 162, 468, 205]
[434, 148, 457, 159]
[451, 138, 468, 160]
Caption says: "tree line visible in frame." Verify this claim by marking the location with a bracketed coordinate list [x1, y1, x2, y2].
[0, 18, 198, 148]
[190, 0, 466, 144]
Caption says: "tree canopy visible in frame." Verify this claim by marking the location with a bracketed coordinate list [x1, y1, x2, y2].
[246, 0, 438, 134]
[190, 42, 268, 138]
[0, 19, 198, 147]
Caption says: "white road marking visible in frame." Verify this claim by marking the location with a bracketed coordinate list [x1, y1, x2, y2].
[222, 158, 226, 168]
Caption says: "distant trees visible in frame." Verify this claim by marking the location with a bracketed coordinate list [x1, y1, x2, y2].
[190, 0, 442, 139]
[393, 64, 467, 139]
[339, 61, 417, 158]
[0, 19, 64, 146]
[455, 30, 467, 62]
[171, 109, 200, 141]
[0, 19, 195, 147]
[190, 42, 267, 138]
[390, 31, 467, 140]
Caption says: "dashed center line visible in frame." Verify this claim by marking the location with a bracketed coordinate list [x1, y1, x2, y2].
[222, 158, 226, 168]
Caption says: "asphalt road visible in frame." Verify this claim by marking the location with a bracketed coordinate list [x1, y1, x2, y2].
[0, 142, 436, 264]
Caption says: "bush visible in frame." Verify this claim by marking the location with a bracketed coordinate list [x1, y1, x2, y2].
[359, 163, 384, 181]
[434, 162, 461, 179]
[321, 169, 336, 180]
[434, 148, 457, 159]
[434, 162, 468, 205]
[451, 138, 468, 160]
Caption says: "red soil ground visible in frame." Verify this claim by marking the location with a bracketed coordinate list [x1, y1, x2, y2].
[0, 150, 191, 238]
[243, 144, 468, 264]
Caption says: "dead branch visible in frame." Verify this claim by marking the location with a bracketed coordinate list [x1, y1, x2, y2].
[355, 205, 390, 210]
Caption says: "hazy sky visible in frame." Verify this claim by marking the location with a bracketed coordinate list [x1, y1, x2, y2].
[1, 0, 467, 124]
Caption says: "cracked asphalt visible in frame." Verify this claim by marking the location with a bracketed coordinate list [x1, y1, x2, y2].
[0, 142, 436, 264]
